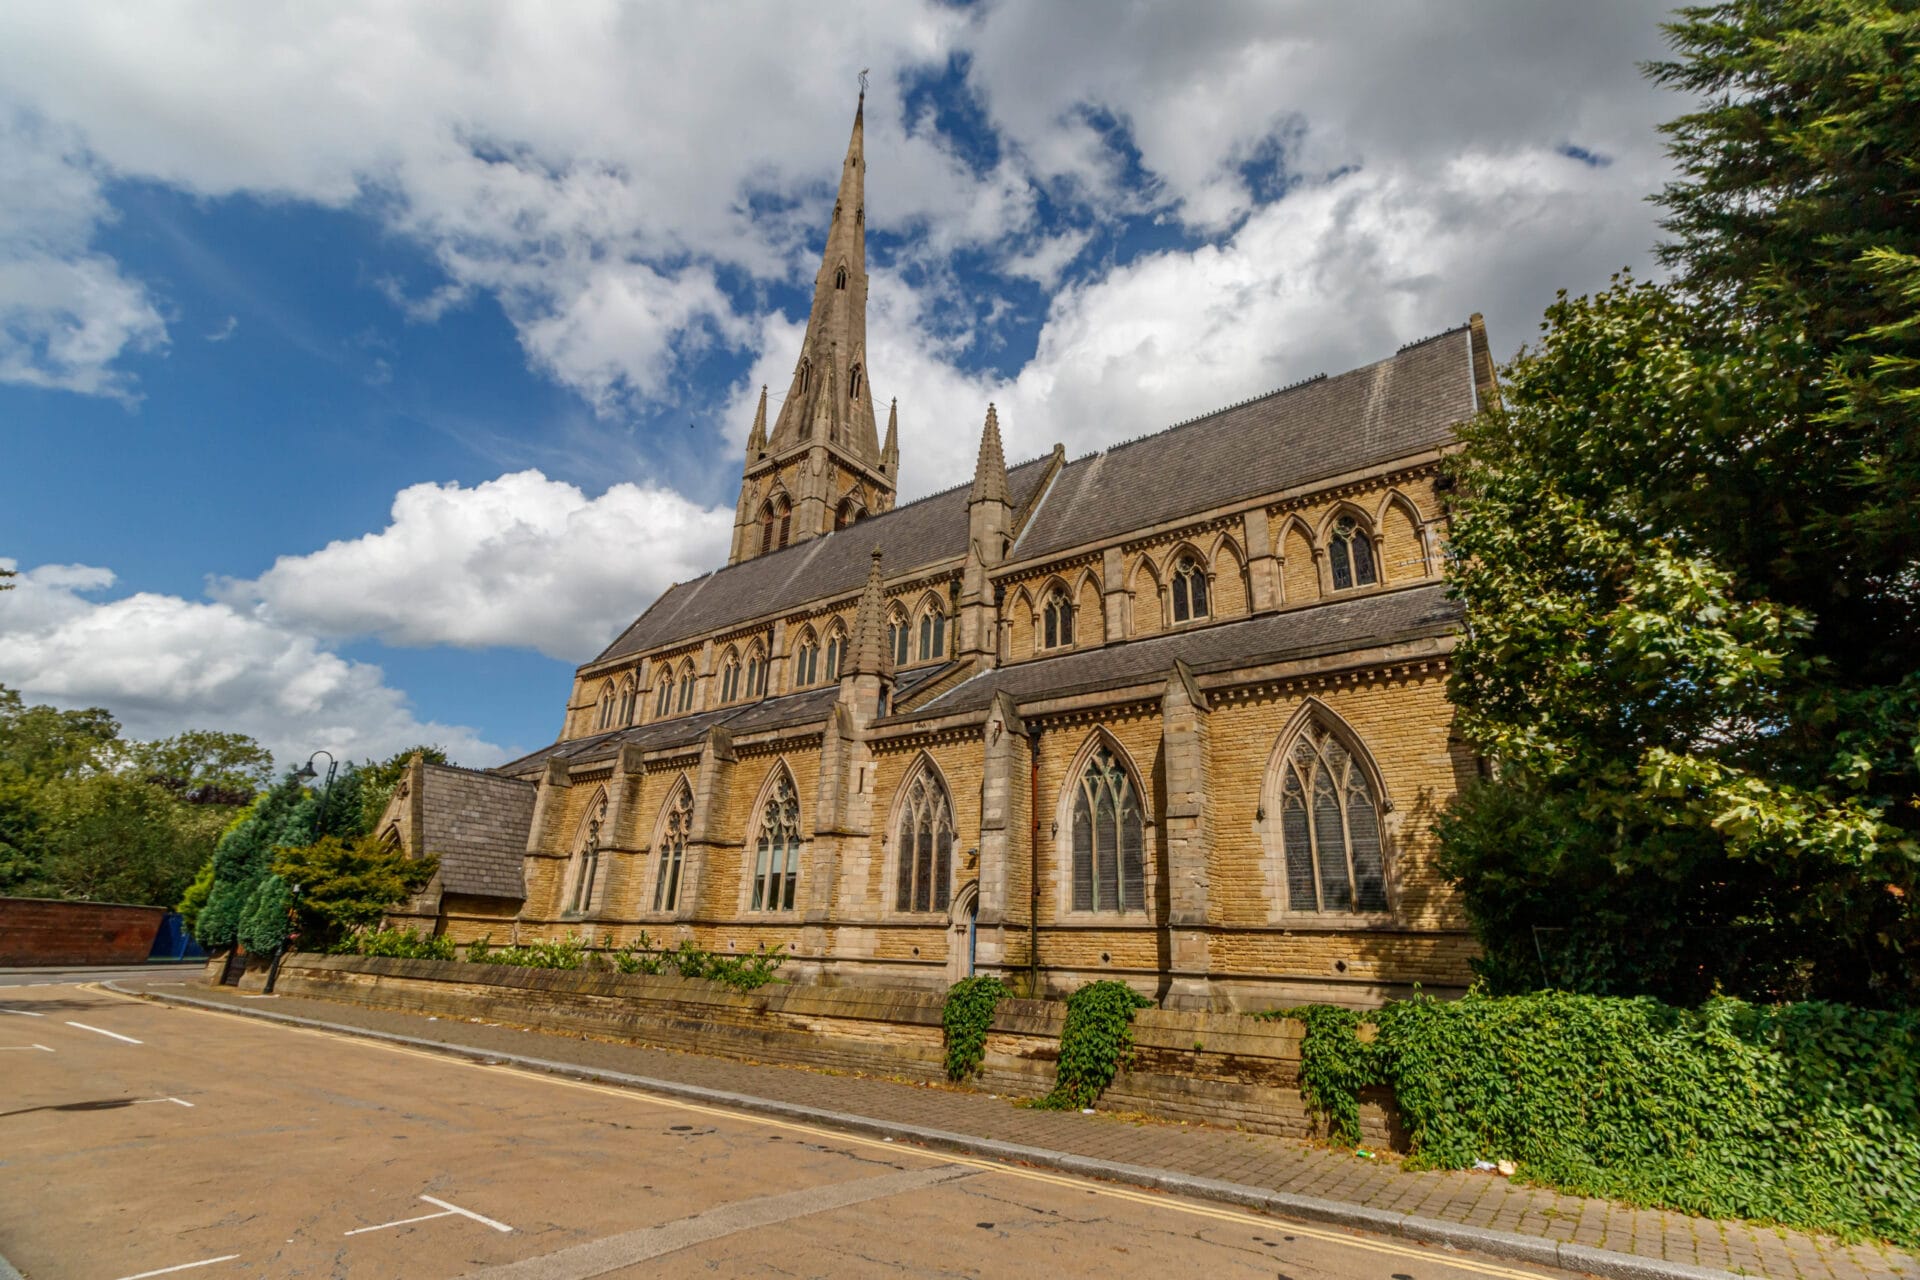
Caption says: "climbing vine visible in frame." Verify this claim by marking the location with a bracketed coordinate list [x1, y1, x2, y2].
[1034, 980, 1152, 1110]
[942, 976, 1010, 1080]
[1270, 992, 1920, 1247]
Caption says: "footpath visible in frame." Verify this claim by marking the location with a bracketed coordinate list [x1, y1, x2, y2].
[115, 977, 1918, 1280]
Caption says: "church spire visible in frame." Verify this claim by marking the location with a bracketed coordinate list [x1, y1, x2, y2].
[881, 398, 898, 478]
[745, 385, 768, 460]
[848, 548, 893, 678]
[729, 88, 897, 566]
[970, 403, 1007, 505]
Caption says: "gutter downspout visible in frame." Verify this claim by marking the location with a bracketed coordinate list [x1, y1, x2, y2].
[1028, 724, 1041, 999]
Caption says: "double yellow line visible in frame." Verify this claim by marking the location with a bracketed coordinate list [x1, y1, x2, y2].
[94, 983, 1555, 1280]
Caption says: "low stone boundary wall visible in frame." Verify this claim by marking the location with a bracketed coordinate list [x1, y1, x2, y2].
[0, 896, 167, 966]
[257, 954, 1402, 1147]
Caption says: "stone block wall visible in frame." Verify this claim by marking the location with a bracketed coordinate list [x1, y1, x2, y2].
[262, 953, 1401, 1147]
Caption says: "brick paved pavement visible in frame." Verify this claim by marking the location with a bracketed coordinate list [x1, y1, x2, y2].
[127, 980, 1918, 1280]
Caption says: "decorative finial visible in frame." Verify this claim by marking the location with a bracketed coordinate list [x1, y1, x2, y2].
[859, 68, 869, 98]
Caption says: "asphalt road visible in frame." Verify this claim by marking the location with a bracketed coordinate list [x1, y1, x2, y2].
[0, 967, 195, 989]
[0, 982, 1582, 1280]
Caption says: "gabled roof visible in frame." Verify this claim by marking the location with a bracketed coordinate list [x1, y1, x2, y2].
[898, 583, 1460, 719]
[1009, 325, 1476, 562]
[418, 764, 536, 899]
[591, 456, 1053, 666]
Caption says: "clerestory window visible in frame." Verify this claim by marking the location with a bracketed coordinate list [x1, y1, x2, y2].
[1042, 589, 1075, 650]
[1171, 556, 1210, 624]
[1328, 517, 1378, 591]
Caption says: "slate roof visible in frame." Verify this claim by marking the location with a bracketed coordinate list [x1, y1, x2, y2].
[1010, 325, 1477, 561]
[588, 323, 1475, 671]
[418, 764, 536, 899]
[898, 583, 1461, 719]
[592, 457, 1054, 666]
[496, 665, 951, 776]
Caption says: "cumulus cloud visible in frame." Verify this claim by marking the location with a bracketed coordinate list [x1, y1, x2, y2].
[0, 112, 167, 400]
[0, 560, 504, 767]
[218, 470, 735, 660]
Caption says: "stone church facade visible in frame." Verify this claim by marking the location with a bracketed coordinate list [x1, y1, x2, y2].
[380, 94, 1499, 1010]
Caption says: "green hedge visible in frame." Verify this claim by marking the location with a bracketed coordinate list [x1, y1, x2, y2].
[1275, 992, 1920, 1246]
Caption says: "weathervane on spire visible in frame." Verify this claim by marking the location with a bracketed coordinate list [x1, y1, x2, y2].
[859, 68, 869, 97]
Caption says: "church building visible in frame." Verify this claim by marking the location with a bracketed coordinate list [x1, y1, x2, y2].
[379, 93, 1498, 1009]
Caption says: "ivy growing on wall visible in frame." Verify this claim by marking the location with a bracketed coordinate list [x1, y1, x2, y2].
[1034, 980, 1152, 1110]
[942, 976, 1010, 1081]
[1274, 992, 1920, 1247]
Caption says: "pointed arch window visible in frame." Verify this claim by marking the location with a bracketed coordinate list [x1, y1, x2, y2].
[794, 631, 819, 687]
[848, 363, 862, 399]
[1042, 588, 1075, 650]
[655, 672, 673, 718]
[916, 605, 947, 663]
[836, 496, 863, 529]
[1277, 724, 1388, 913]
[745, 643, 767, 699]
[1070, 745, 1146, 913]
[719, 649, 742, 704]
[894, 767, 954, 913]
[750, 771, 802, 912]
[887, 608, 909, 666]
[653, 783, 692, 913]
[824, 628, 844, 681]
[596, 681, 617, 731]
[567, 793, 607, 915]
[676, 662, 696, 713]
[761, 495, 792, 554]
[834, 266, 848, 290]
[1171, 555, 1210, 623]
[798, 357, 811, 395]
[618, 676, 638, 726]
[1328, 517, 1378, 591]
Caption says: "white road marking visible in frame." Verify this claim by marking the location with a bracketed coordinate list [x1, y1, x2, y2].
[132, 1096, 194, 1107]
[421, 1195, 514, 1233]
[0, 1044, 53, 1052]
[344, 1209, 456, 1236]
[65, 1021, 142, 1044]
[112, 1255, 240, 1280]
[345, 1196, 512, 1237]
[0, 1006, 45, 1016]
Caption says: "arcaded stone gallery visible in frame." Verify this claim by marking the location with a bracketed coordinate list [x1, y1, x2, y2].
[379, 94, 1500, 1010]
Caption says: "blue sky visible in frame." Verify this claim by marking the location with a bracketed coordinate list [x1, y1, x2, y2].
[0, 2, 1683, 768]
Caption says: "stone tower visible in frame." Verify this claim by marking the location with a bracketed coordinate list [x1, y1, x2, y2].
[730, 91, 897, 565]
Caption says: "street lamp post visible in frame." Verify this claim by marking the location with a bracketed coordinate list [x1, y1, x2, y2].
[266, 750, 336, 994]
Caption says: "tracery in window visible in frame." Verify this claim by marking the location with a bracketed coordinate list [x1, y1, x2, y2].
[916, 606, 946, 663]
[750, 769, 802, 912]
[596, 681, 616, 731]
[676, 661, 696, 713]
[745, 643, 767, 699]
[1277, 723, 1388, 913]
[894, 766, 954, 913]
[761, 495, 792, 554]
[655, 673, 672, 718]
[1070, 744, 1146, 913]
[567, 792, 607, 915]
[618, 677, 638, 726]
[1328, 516, 1378, 591]
[653, 782, 692, 913]
[1042, 588, 1075, 650]
[887, 607, 909, 667]
[718, 648, 742, 704]
[823, 627, 844, 681]
[834, 265, 848, 290]
[793, 630, 819, 687]
[1171, 555, 1210, 624]
[836, 496, 863, 529]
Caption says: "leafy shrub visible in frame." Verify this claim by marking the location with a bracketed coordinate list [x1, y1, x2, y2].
[1280, 992, 1920, 1246]
[1034, 980, 1152, 1110]
[235, 874, 294, 954]
[942, 976, 1010, 1081]
[1260, 1005, 1377, 1146]
[333, 926, 454, 961]
[462, 933, 585, 969]
[272, 835, 437, 951]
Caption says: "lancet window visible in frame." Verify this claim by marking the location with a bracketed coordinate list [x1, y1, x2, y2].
[750, 771, 802, 912]
[1328, 517, 1378, 590]
[566, 792, 607, 916]
[793, 631, 819, 687]
[887, 607, 909, 666]
[894, 767, 954, 913]
[675, 662, 695, 713]
[1171, 555, 1209, 624]
[1070, 744, 1146, 913]
[917, 606, 947, 663]
[1276, 723, 1388, 913]
[653, 783, 692, 913]
[823, 627, 844, 681]
[718, 649, 742, 704]
[1042, 588, 1074, 650]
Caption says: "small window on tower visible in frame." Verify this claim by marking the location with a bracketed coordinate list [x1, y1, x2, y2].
[835, 266, 848, 290]
[849, 364, 862, 399]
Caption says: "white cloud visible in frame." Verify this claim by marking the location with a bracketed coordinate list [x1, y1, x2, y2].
[0, 112, 167, 400]
[218, 470, 735, 660]
[204, 315, 237, 342]
[0, 560, 503, 768]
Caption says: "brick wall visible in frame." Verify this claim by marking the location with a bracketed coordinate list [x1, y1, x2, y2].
[0, 896, 166, 966]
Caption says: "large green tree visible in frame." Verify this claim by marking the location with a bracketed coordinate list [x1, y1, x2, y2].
[1442, 0, 1919, 1005]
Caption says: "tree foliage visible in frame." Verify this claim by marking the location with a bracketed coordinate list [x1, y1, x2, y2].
[1442, 0, 1919, 1005]
[273, 835, 437, 951]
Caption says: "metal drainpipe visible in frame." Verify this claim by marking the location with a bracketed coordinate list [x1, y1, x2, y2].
[1028, 724, 1041, 1000]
